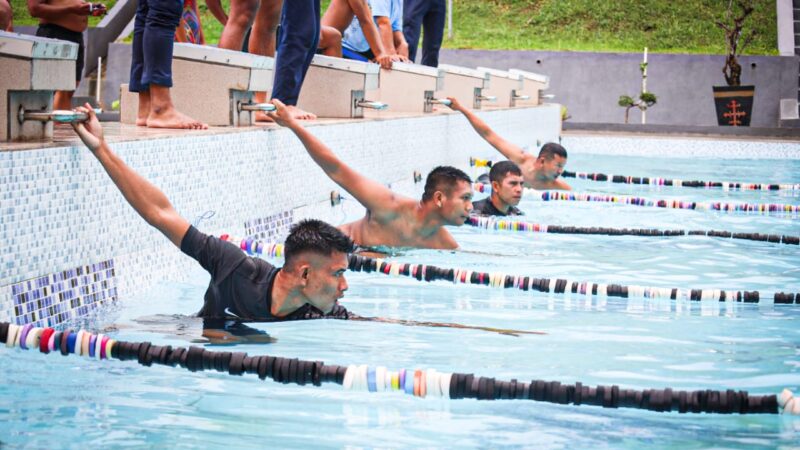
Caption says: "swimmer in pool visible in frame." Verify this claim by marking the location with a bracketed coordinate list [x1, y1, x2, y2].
[269, 100, 474, 250]
[446, 96, 571, 191]
[471, 160, 525, 217]
[71, 105, 543, 342]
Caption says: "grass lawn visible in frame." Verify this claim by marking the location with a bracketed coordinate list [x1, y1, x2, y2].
[11, 0, 777, 55]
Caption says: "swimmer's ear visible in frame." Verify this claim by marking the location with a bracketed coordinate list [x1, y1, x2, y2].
[433, 190, 444, 207]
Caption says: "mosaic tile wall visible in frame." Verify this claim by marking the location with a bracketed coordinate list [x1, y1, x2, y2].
[0, 105, 562, 326]
[245, 210, 294, 242]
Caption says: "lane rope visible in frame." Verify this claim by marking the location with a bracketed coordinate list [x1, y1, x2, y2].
[216, 235, 799, 306]
[1, 322, 796, 415]
[466, 216, 800, 246]
[344, 254, 799, 305]
[473, 183, 800, 216]
[468, 158, 800, 191]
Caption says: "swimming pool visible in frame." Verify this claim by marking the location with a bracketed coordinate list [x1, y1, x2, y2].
[1, 139, 799, 448]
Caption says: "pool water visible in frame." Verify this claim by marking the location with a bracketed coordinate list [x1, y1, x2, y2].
[1, 148, 799, 448]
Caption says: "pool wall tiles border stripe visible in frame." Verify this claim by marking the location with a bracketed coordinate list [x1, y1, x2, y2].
[0, 106, 562, 324]
[245, 210, 294, 242]
[6, 259, 117, 328]
[559, 136, 800, 160]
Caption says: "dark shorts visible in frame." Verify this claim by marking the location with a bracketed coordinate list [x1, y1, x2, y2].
[36, 23, 84, 81]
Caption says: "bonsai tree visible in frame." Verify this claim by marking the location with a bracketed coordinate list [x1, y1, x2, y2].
[715, 0, 757, 86]
[618, 93, 657, 124]
[618, 52, 657, 124]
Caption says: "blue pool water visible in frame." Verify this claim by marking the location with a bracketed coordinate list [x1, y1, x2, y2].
[1, 147, 799, 448]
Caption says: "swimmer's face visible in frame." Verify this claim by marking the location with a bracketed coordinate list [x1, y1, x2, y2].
[493, 173, 524, 206]
[537, 155, 567, 181]
[302, 251, 349, 314]
[440, 180, 474, 225]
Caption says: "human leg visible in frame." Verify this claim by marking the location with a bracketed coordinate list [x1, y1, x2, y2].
[318, 26, 342, 57]
[142, 0, 207, 129]
[419, 0, 445, 67]
[218, 0, 259, 50]
[0, 0, 12, 32]
[402, 0, 426, 63]
[130, 0, 150, 125]
[250, 0, 283, 121]
[271, 0, 320, 119]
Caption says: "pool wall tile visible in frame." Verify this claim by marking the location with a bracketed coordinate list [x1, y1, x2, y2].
[0, 106, 562, 324]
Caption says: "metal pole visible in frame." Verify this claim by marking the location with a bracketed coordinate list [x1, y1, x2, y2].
[96, 57, 102, 107]
[641, 47, 647, 125]
[447, 0, 453, 39]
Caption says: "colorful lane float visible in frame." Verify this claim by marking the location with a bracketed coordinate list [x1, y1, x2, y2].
[2, 322, 798, 415]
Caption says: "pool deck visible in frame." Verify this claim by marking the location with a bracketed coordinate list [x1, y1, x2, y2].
[563, 122, 800, 143]
[0, 108, 464, 152]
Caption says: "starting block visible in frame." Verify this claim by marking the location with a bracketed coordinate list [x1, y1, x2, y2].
[361, 62, 444, 115]
[509, 69, 549, 106]
[476, 67, 525, 107]
[0, 31, 79, 141]
[297, 55, 384, 118]
[436, 64, 492, 110]
[120, 43, 275, 126]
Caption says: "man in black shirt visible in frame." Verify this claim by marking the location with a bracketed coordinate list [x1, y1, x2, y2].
[471, 160, 525, 217]
[71, 105, 354, 327]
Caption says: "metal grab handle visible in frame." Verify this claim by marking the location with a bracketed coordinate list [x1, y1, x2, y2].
[18, 108, 89, 124]
[428, 98, 452, 106]
[356, 100, 388, 110]
[513, 94, 531, 100]
[478, 95, 497, 102]
[238, 102, 277, 113]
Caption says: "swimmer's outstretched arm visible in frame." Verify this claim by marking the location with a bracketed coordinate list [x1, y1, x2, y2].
[71, 105, 190, 247]
[350, 315, 546, 337]
[446, 96, 533, 168]
[269, 100, 401, 218]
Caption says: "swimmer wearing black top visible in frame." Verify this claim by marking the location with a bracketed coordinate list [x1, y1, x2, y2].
[471, 160, 524, 217]
[71, 105, 544, 342]
[70, 106, 352, 328]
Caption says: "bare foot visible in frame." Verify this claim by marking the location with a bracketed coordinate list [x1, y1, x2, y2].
[285, 104, 317, 120]
[136, 91, 151, 127]
[146, 106, 208, 130]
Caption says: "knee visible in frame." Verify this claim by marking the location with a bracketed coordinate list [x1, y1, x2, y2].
[319, 26, 341, 48]
[232, 0, 259, 22]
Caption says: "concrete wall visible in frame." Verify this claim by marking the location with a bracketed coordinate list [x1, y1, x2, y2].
[440, 49, 799, 127]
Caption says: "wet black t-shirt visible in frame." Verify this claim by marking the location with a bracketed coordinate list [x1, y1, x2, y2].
[471, 198, 524, 217]
[180, 226, 351, 322]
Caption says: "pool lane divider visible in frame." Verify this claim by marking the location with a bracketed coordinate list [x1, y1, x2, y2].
[466, 216, 800, 246]
[473, 183, 800, 216]
[218, 235, 800, 305]
[469, 158, 800, 191]
[2, 322, 797, 415]
[346, 254, 800, 305]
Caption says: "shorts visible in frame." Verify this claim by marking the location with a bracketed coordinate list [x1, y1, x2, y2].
[36, 23, 84, 82]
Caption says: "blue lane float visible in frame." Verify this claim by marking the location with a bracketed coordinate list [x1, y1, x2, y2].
[2, 322, 797, 415]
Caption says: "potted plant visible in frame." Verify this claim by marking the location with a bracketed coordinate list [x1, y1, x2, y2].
[713, 0, 758, 126]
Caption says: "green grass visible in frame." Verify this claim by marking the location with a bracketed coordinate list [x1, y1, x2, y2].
[12, 0, 778, 55]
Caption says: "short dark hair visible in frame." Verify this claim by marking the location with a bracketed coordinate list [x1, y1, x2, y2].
[538, 143, 568, 160]
[284, 219, 354, 267]
[489, 160, 522, 184]
[421, 166, 472, 202]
